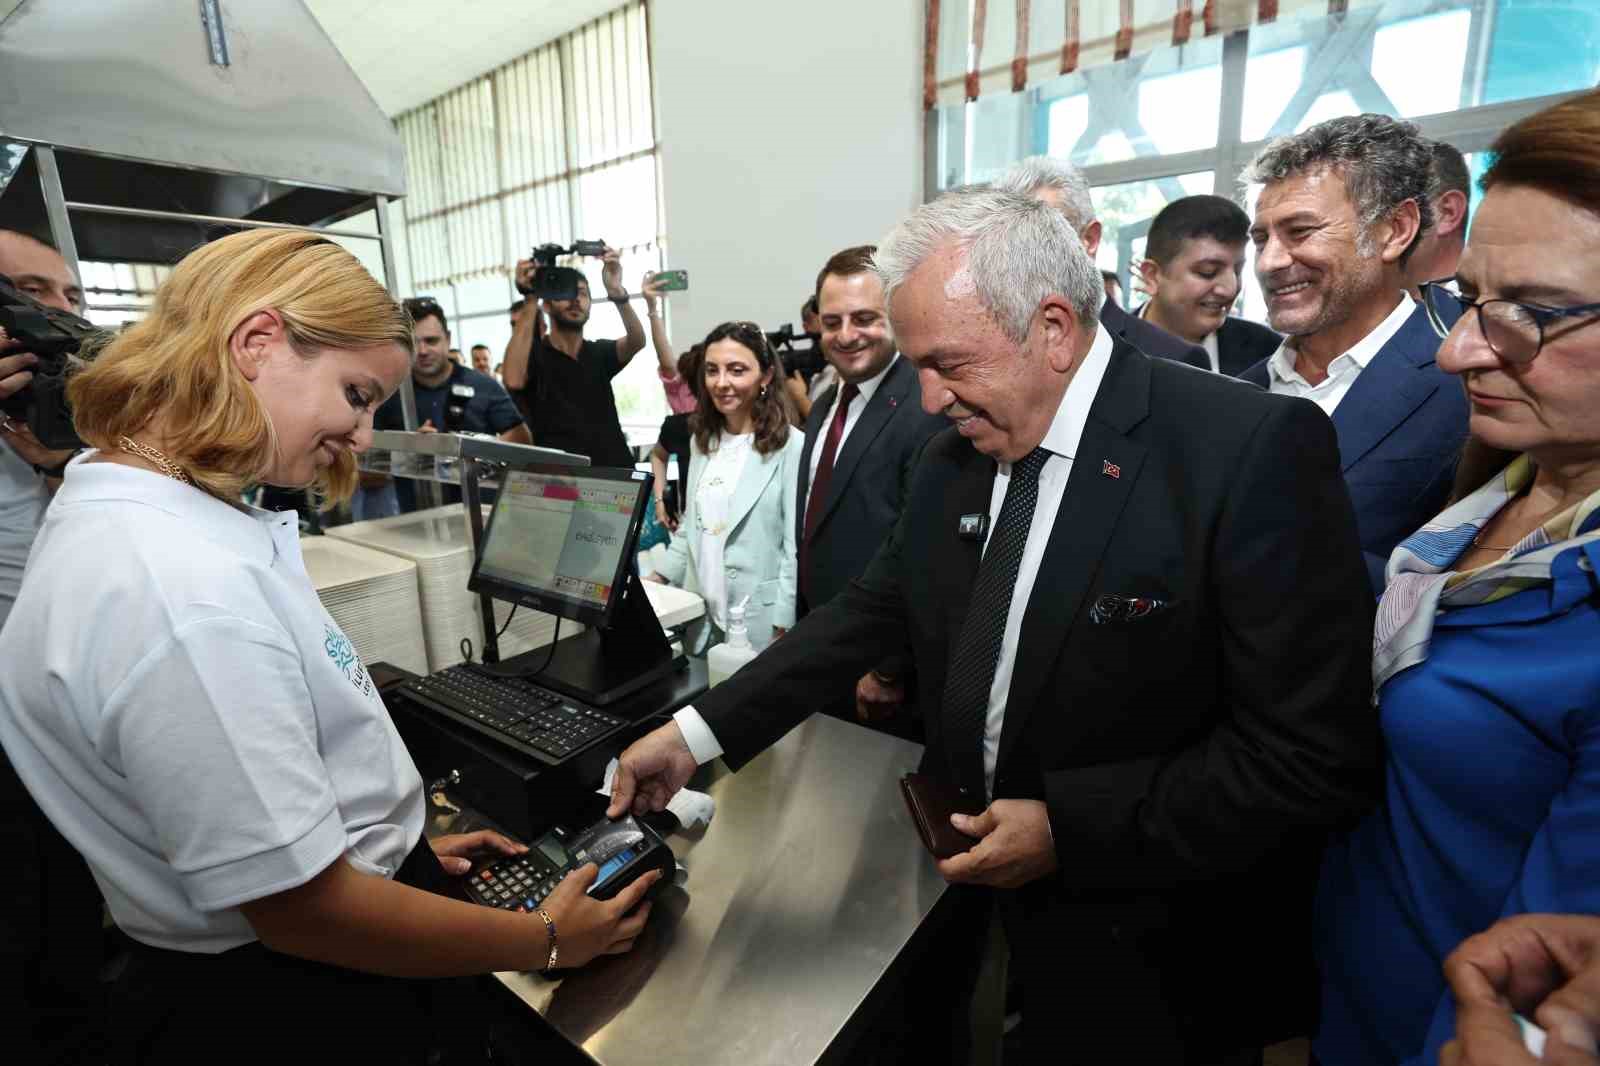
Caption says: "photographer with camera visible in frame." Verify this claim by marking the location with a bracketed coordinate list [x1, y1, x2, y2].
[502, 244, 645, 468]
[0, 230, 83, 628]
[0, 229, 105, 1063]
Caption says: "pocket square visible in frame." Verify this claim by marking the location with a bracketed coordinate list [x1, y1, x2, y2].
[1090, 594, 1169, 625]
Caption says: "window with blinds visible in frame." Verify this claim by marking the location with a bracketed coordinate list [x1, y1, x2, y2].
[394, 1, 666, 431]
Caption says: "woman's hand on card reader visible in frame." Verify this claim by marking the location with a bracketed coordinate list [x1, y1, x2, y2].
[542, 863, 660, 967]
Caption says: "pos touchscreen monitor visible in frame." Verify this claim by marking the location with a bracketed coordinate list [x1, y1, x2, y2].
[467, 464, 678, 704]
[469, 465, 649, 627]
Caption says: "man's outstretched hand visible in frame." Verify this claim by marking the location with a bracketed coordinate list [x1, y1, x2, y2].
[607, 722, 698, 818]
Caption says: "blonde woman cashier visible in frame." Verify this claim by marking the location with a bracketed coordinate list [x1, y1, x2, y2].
[0, 231, 659, 1065]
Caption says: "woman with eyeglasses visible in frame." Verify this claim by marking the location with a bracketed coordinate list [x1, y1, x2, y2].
[1311, 89, 1600, 1066]
[646, 321, 803, 652]
[0, 231, 657, 1064]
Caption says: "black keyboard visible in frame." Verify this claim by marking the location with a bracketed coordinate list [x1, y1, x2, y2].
[394, 665, 627, 765]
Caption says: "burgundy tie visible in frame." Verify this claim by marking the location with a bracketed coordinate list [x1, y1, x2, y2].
[800, 382, 859, 600]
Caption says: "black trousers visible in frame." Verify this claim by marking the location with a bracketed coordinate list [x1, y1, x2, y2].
[885, 886, 1268, 1066]
[109, 835, 482, 1066]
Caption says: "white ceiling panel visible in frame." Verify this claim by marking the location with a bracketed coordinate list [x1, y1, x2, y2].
[304, 0, 627, 115]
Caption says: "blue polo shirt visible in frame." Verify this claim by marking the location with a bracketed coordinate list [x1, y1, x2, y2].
[375, 363, 525, 511]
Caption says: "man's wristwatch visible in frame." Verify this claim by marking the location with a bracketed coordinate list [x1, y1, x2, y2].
[607, 293, 629, 305]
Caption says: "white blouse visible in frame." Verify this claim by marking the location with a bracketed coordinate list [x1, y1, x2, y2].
[693, 430, 754, 629]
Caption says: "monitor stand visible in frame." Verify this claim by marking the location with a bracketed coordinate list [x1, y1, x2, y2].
[490, 565, 683, 707]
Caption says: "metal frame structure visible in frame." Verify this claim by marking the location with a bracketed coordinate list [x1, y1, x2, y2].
[10, 141, 419, 431]
[930, 0, 1589, 300]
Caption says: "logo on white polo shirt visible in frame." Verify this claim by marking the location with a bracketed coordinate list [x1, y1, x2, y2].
[324, 624, 375, 698]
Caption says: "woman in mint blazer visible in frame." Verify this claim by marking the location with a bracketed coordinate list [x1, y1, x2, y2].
[650, 321, 804, 652]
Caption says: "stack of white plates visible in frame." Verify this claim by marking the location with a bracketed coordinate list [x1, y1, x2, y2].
[299, 536, 429, 676]
[327, 505, 568, 671]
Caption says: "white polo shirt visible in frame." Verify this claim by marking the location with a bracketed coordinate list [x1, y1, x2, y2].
[0, 455, 425, 953]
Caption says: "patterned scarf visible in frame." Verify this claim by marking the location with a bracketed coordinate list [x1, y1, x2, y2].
[1373, 455, 1600, 690]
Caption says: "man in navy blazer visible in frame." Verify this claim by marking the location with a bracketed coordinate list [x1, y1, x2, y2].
[997, 157, 1211, 370]
[1238, 115, 1469, 591]
[797, 246, 945, 734]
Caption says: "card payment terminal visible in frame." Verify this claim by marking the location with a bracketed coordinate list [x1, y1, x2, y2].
[464, 813, 674, 911]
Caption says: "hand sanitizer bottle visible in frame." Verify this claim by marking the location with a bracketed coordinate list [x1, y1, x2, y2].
[707, 595, 759, 686]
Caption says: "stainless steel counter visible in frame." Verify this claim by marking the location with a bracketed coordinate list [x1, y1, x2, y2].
[442, 714, 947, 1066]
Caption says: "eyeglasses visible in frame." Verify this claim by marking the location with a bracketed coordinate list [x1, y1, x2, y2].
[1421, 279, 1600, 365]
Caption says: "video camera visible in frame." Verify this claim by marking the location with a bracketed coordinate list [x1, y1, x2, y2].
[518, 240, 607, 301]
[764, 323, 827, 381]
[0, 273, 98, 450]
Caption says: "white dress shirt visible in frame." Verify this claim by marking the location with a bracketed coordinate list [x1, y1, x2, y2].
[1201, 329, 1220, 374]
[1264, 294, 1412, 415]
[692, 430, 754, 629]
[806, 354, 899, 487]
[675, 325, 1116, 800]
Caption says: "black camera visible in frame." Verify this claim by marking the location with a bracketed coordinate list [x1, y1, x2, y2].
[0, 274, 98, 450]
[518, 240, 607, 301]
[765, 323, 828, 381]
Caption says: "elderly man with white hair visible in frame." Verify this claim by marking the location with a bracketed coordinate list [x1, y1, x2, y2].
[996, 155, 1211, 368]
[608, 188, 1380, 1064]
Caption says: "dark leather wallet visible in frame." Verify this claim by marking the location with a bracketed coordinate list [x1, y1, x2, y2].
[899, 773, 983, 859]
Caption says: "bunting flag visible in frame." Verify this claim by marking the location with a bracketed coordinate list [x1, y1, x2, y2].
[967, 0, 989, 101]
[926, 0, 1337, 109]
[1173, 0, 1195, 45]
[1012, 0, 1032, 92]
[1115, 0, 1135, 60]
[1061, 0, 1080, 74]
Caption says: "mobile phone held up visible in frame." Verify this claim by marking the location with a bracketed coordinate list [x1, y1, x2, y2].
[654, 269, 689, 293]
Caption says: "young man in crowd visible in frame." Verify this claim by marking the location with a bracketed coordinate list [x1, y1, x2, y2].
[1136, 195, 1281, 376]
[372, 296, 529, 511]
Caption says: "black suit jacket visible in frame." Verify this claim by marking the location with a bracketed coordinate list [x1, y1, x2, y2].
[796, 356, 944, 615]
[1099, 295, 1208, 368]
[1216, 316, 1283, 377]
[696, 342, 1379, 1055]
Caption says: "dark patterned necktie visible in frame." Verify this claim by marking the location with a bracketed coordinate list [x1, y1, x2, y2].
[799, 382, 859, 601]
[941, 446, 1052, 798]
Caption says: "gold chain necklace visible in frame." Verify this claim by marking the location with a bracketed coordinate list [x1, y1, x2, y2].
[116, 436, 194, 486]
